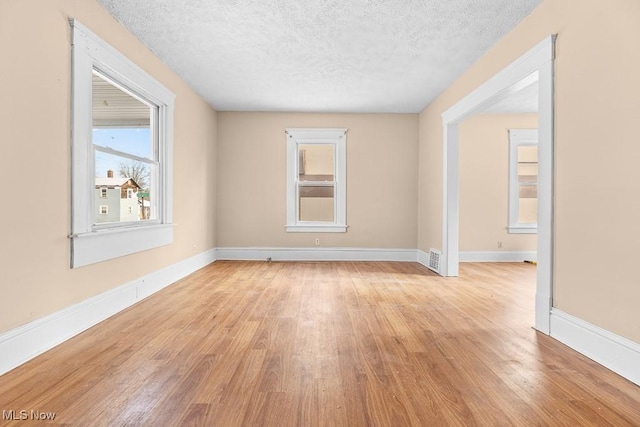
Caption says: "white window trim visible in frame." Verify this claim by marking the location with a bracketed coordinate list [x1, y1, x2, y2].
[99, 205, 108, 215]
[508, 129, 538, 234]
[70, 20, 175, 268]
[285, 128, 347, 233]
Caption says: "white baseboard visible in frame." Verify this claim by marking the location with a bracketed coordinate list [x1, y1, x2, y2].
[550, 309, 640, 386]
[416, 249, 429, 268]
[3, 248, 638, 390]
[216, 247, 417, 262]
[0, 248, 217, 376]
[459, 251, 537, 262]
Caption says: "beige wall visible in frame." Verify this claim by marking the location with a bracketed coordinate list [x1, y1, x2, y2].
[418, 0, 640, 342]
[0, 0, 217, 333]
[459, 114, 537, 252]
[217, 113, 418, 249]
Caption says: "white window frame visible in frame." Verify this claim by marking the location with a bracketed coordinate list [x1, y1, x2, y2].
[99, 205, 108, 215]
[100, 188, 107, 198]
[508, 129, 538, 234]
[70, 20, 175, 268]
[285, 128, 347, 233]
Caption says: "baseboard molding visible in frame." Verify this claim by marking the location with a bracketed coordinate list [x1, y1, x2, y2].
[459, 251, 537, 262]
[550, 309, 640, 386]
[216, 247, 417, 262]
[416, 249, 429, 269]
[0, 248, 217, 376]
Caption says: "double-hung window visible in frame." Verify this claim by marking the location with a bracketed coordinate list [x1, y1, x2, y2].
[286, 128, 347, 233]
[508, 129, 538, 233]
[70, 20, 175, 267]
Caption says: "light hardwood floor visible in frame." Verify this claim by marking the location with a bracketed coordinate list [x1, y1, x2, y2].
[1, 261, 639, 426]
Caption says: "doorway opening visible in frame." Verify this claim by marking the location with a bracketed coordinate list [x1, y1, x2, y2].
[440, 35, 555, 334]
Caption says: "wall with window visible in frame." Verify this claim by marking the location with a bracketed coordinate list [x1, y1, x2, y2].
[0, 0, 218, 333]
[217, 113, 418, 249]
[418, 0, 640, 343]
[459, 114, 537, 252]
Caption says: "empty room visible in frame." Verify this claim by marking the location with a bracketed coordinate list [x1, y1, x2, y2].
[1, 0, 640, 425]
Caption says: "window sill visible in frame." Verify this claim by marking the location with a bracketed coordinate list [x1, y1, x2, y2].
[508, 225, 537, 234]
[71, 223, 173, 268]
[285, 224, 347, 233]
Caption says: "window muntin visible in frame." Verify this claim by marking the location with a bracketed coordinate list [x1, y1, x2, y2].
[286, 128, 347, 233]
[509, 129, 538, 233]
[71, 20, 175, 268]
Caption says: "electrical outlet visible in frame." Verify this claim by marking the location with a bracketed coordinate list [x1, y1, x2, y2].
[315, 238, 320, 246]
[497, 241, 503, 248]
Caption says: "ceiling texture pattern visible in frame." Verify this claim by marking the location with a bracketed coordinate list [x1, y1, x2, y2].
[97, 0, 541, 113]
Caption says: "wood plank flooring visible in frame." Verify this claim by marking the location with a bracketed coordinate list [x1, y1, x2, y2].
[1, 261, 639, 426]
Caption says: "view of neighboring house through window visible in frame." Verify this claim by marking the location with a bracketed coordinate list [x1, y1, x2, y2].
[508, 129, 538, 233]
[92, 71, 156, 225]
[71, 20, 174, 268]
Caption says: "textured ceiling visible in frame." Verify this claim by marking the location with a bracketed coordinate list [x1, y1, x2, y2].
[482, 82, 539, 114]
[97, 0, 542, 113]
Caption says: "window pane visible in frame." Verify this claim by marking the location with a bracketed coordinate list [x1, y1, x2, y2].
[517, 145, 537, 223]
[517, 145, 537, 163]
[519, 198, 537, 223]
[299, 185, 334, 222]
[519, 184, 537, 198]
[517, 163, 538, 183]
[94, 150, 156, 224]
[92, 71, 158, 226]
[92, 72, 154, 159]
[93, 128, 153, 159]
[299, 144, 334, 181]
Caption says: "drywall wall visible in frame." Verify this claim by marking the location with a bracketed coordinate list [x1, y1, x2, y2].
[217, 113, 418, 249]
[0, 0, 217, 333]
[418, 0, 640, 342]
[459, 114, 538, 252]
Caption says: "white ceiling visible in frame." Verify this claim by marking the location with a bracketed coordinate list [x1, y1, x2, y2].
[482, 82, 539, 114]
[97, 0, 542, 113]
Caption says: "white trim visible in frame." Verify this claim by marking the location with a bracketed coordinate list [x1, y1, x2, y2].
[216, 247, 417, 262]
[285, 225, 348, 233]
[416, 249, 430, 269]
[439, 35, 555, 334]
[71, 224, 173, 268]
[459, 251, 537, 262]
[285, 128, 347, 232]
[70, 19, 175, 268]
[441, 42, 548, 123]
[0, 249, 217, 376]
[507, 225, 537, 234]
[550, 309, 640, 386]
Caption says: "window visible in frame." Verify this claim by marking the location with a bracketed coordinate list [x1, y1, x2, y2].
[70, 20, 175, 268]
[508, 129, 538, 233]
[286, 128, 347, 232]
[99, 205, 108, 215]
